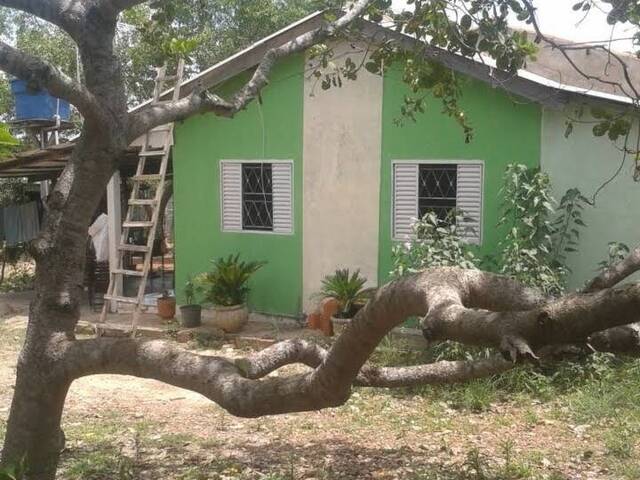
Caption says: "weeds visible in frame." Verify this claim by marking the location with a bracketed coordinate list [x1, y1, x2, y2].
[0, 264, 34, 293]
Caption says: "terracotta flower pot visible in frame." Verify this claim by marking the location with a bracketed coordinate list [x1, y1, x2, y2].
[307, 312, 333, 336]
[210, 304, 248, 333]
[157, 296, 176, 319]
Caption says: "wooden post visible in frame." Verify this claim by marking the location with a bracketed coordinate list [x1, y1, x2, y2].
[106, 171, 122, 313]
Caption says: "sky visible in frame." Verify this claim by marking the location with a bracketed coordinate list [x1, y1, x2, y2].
[390, 0, 638, 53]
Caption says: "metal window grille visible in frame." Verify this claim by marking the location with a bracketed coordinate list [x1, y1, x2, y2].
[242, 163, 273, 231]
[418, 163, 457, 222]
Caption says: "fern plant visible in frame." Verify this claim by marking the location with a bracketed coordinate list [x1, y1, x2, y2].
[320, 268, 369, 318]
[197, 254, 265, 307]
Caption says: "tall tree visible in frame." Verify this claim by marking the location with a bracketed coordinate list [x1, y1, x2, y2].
[0, 1, 639, 479]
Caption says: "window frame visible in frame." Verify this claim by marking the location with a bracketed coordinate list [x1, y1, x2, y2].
[417, 162, 458, 222]
[241, 162, 274, 232]
[219, 159, 295, 236]
[391, 159, 484, 243]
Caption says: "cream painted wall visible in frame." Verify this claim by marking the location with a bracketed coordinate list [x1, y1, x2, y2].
[541, 106, 640, 290]
[302, 41, 383, 311]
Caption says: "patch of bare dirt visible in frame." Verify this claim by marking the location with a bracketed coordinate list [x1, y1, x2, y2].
[0, 304, 634, 479]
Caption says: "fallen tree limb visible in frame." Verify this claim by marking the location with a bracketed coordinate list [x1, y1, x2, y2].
[584, 246, 640, 293]
[58, 267, 640, 419]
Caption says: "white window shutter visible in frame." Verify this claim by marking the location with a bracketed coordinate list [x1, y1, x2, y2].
[221, 162, 242, 232]
[272, 162, 293, 234]
[456, 163, 483, 244]
[393, 163, 418, 239]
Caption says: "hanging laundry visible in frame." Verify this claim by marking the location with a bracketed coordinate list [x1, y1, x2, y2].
[3, 201, 40, 246]
[88, 213, 109, 262]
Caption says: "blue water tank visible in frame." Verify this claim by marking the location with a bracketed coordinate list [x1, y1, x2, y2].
[10, 79, 71, 123]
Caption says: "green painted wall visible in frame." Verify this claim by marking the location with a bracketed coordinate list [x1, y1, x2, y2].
[378, 71, 542, 283]
[173, 55, 304, 316]
[541, 107, 640, 289]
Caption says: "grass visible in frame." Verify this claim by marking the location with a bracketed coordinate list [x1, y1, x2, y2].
[0, 264, 34, 293]
[2, 323, 640, 478]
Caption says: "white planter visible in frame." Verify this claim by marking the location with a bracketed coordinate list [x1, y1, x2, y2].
[331, 316, 352, 335]
[208, 304, 249, 333]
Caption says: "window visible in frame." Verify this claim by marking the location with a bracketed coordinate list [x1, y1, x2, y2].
[221, 161, 293, 234]
[418, 164, 457, 222]
[393, 161, 483, 244]
[242, 163, 273, 231]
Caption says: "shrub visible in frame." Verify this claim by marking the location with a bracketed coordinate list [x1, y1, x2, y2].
[320, 268, 370, 318]
[497, 165, 588, 295]
[197, 254, 265, 307]
[391, 210, 479, 278]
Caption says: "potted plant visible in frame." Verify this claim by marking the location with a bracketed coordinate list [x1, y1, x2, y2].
[198, 254, 265, 333]
[179, 276, 202, 328]
[156, 290, 176, 319]
[320, 269, 372, 332]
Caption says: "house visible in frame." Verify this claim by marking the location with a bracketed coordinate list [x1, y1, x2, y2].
[164, 13, 638, 317]
[1, 11, 638, 319]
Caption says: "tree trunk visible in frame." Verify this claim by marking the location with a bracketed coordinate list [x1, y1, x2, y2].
[0, 136, 125, 477]
[2, 369, 69, 479]
[0, 253, 6, 285]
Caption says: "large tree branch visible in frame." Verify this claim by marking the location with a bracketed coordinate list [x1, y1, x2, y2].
[584, 246, 640, 293]
[420, 268, 640, 362]
[127, 0, 373, 136]
[0, 0, 85, 37]
[59, 267, 640, 418]
[582, 244, 640, 354]
[355, 358, 513, 388]
[0, 41, 106, 126]
[127, 90, 234, 144]
[228, 0, 372, 112]
[94, 0, 147, 20]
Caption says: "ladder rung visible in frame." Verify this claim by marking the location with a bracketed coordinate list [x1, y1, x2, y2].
[112, 268, 145, 277]
[151, 126, 173, 133]
[103, 295, 139, 304]
[133, 174, 163, 182]
[139, 150, 168, 157]
[129, 199, 157, 206]
[118, 244, 150, 253]
[123, 221, 154, 228]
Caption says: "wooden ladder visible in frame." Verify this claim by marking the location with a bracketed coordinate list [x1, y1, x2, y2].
[98, 59, 185, 335]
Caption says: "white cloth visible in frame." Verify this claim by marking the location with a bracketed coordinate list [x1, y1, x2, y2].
[88, 214, 109, 262]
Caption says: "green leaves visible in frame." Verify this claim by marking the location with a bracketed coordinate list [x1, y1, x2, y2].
[598, 242, 630, 272]
[0, 123, 19, 159]
[0, 457, 26, 480]
[320, 269, 369, 318]
[196, 254, 265, 307]
[308, 44, 360, 94]
[391, 210, 479, 279]
[589, 107, 633, 141]
[497, 164, 587, 295]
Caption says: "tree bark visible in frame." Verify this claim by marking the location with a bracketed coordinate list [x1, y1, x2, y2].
[4, 2, 640, 479]
[1, 363, 70, 479]
[1, 11, 129, 474]
[0, 139, 124, 478]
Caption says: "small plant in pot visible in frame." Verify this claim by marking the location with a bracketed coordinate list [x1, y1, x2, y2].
[320, 268, 372, 332]
[198, 254, 265, 333]
[179, 277, 202, 328]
